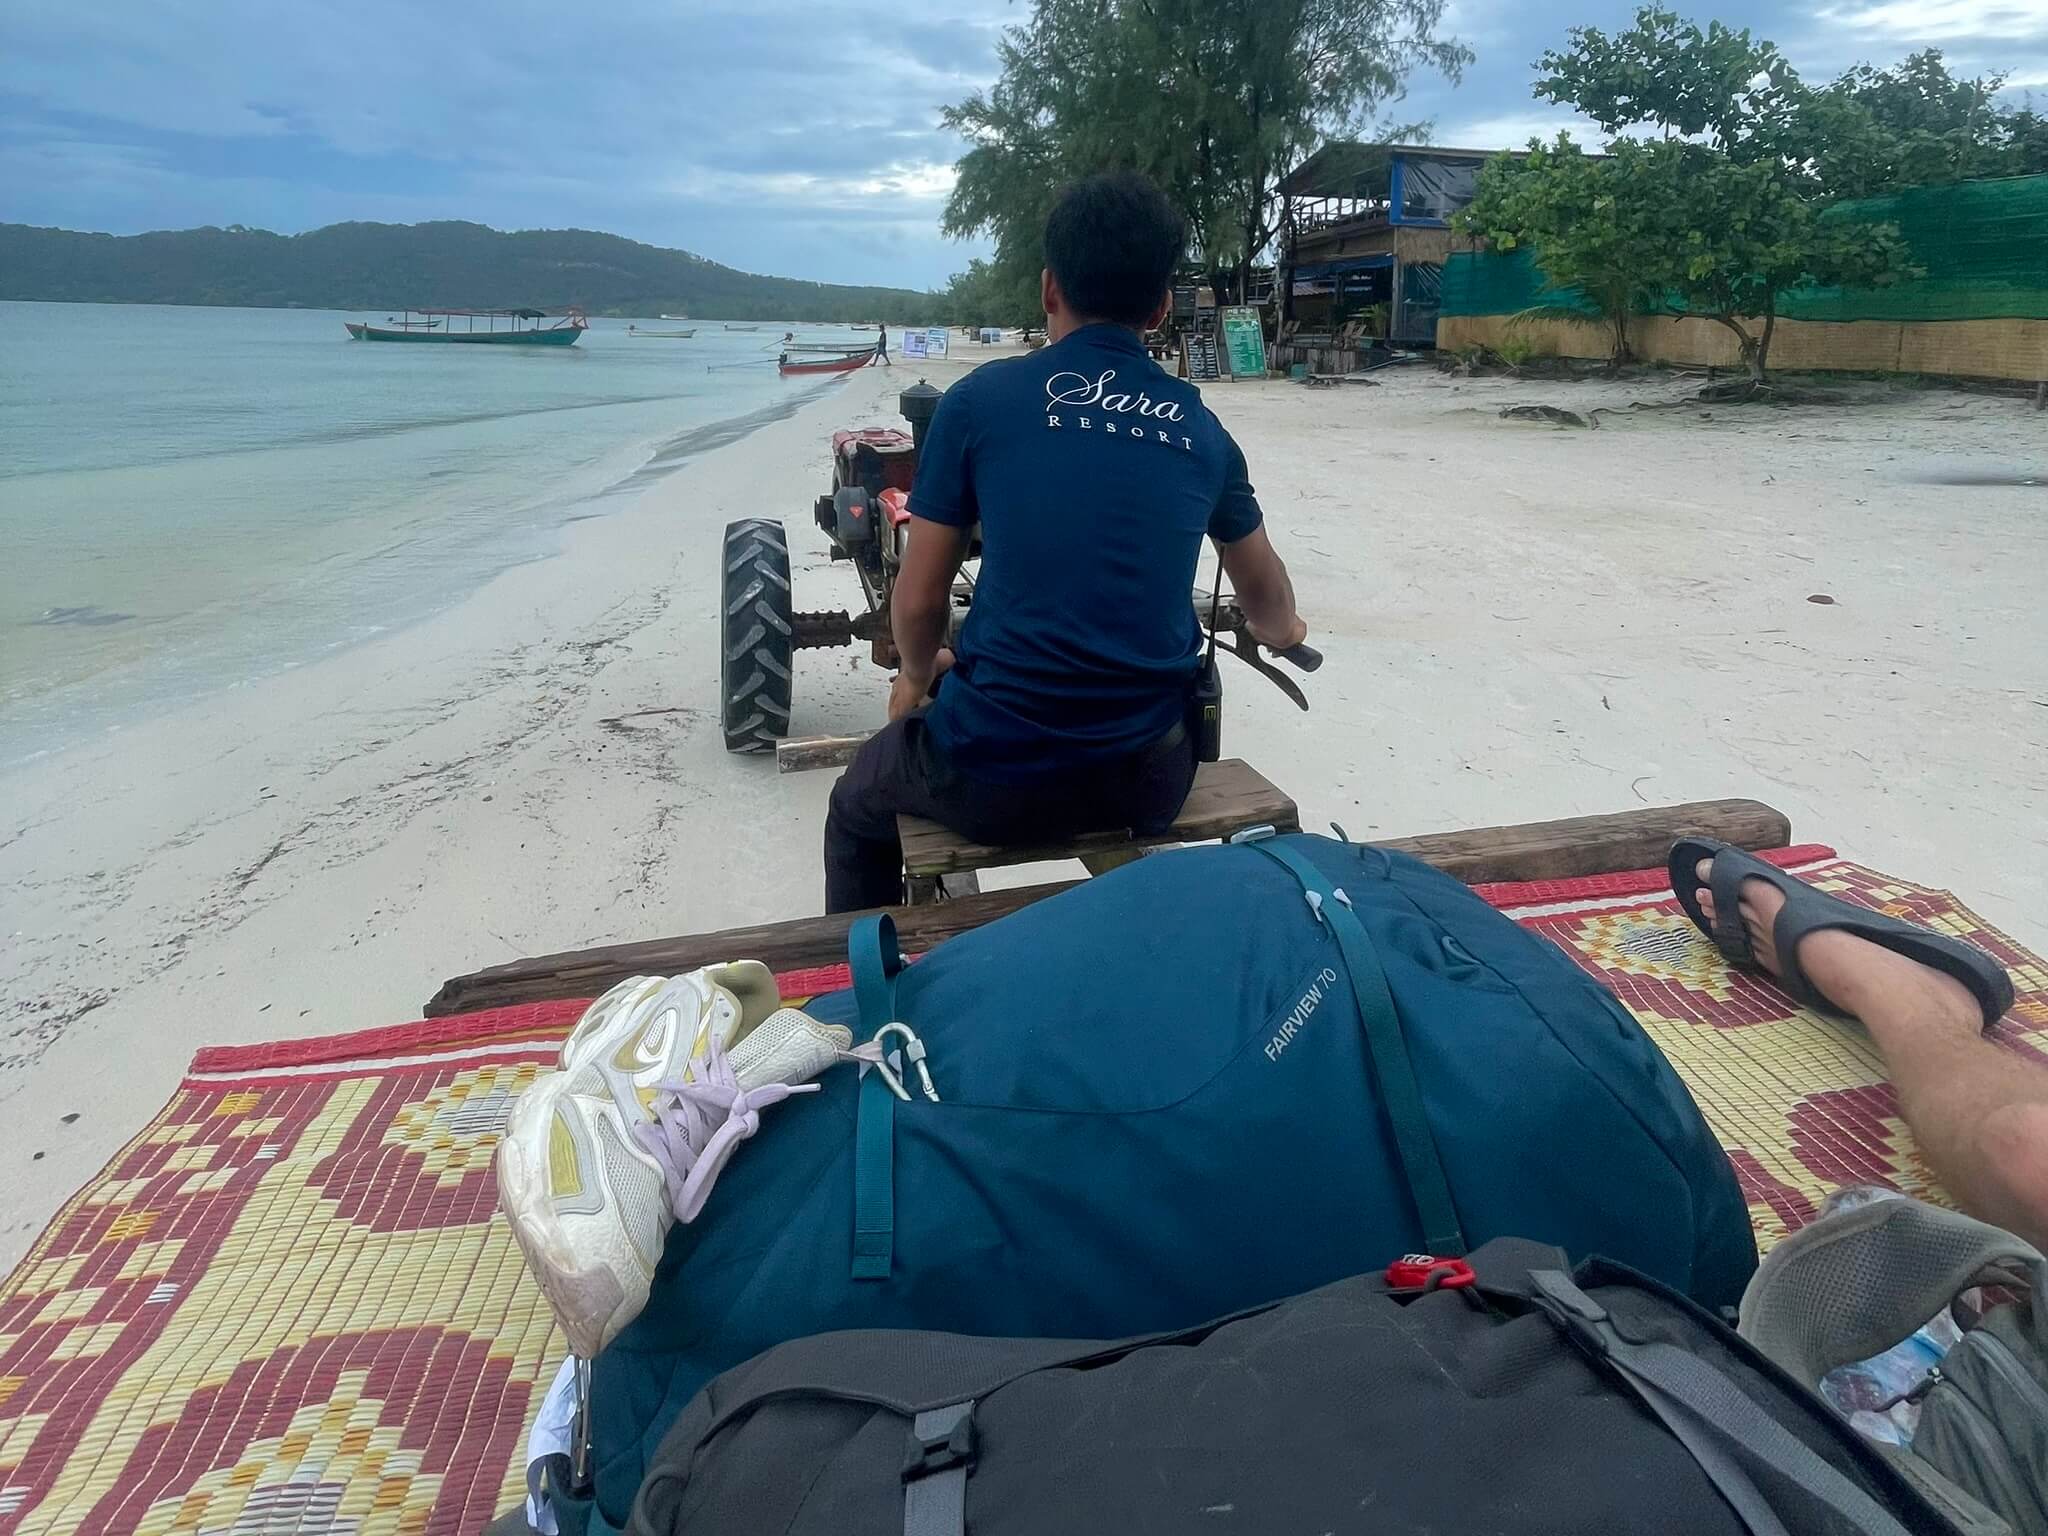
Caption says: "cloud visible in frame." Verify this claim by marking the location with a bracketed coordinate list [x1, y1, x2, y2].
[0, 0, 1011, 287]
[1429, 111, 1603, 151]
[1814, 0, 2048, 42]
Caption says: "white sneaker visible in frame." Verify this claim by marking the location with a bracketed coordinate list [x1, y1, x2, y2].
[497, 966, 849, 1358]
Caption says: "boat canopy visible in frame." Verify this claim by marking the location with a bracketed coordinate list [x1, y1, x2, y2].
[393, 307, 564, 318]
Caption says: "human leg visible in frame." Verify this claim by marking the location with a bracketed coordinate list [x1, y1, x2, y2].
[1696, 865, 2048, 1249]
[824, 718, 941, 913]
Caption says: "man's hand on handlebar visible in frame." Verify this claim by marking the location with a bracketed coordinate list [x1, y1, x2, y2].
[1246, 612, 1309, 652]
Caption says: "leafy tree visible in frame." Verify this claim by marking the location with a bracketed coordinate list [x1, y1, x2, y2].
[1455, 135, 1681, 366]
[943, 0, 1469, 308]
[1803, 50, 2048, 197]
[1654, 147, 1914, 386]
[1534, 8, 1801, 159]
[1526, 7, 1917, 388]
[936, 257, 1040, 330]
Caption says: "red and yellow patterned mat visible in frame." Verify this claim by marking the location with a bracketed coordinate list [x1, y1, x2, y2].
[1, 852, 2042, 1533]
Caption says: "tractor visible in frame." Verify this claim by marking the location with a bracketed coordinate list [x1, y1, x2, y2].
[718, 379, 1319, 755]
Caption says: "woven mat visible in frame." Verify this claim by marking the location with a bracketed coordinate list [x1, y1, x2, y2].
[2, 851, 2043, 1534]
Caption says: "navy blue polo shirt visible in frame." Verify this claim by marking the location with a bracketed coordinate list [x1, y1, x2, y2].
[911, 322, 1263, 781]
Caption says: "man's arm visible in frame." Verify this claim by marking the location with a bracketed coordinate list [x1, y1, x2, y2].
[1218, 526, 1307, 651]
[888, 516, 972, 720]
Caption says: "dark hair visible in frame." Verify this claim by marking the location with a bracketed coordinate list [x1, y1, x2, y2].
[1043, 172, 1186, 327]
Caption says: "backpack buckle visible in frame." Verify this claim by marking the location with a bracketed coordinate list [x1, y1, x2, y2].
[902, 1407, 976, 1483]
[1386, 1254, 1477, 1293]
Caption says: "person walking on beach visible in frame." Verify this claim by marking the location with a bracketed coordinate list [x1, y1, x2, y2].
[874, 322, 890, 365]
[821, 171, 1306, 912]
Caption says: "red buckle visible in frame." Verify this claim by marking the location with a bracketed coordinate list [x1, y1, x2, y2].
[1386, 1254, 1476, 1292]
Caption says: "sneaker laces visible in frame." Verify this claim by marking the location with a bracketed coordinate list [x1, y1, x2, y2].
[631, 1028, 818, 1224]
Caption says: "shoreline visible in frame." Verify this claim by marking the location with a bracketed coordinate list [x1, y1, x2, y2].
[0, 355, 949, 1265]
[1, 324, 847, 772]
[4, 350, 2043, 1267]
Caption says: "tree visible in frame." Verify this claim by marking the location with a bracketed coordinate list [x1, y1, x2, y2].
[1653, 147, 1913, 387]
[1455, 136, 1681, 366]
[1802, 50, 2048, 198]
[936, 257, 1040, 331]
[1528, 7, 1917, 389]
[943, 0, 1470, 306]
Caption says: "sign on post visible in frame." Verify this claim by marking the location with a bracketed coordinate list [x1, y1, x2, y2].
[1218, 306, 1267, 380]
[902, 330, 928, 359]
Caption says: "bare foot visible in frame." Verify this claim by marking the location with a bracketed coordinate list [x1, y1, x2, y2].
[1694, 859, 1981, 1037]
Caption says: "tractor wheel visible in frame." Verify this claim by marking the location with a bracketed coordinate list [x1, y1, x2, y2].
[720, 518, 794, 753]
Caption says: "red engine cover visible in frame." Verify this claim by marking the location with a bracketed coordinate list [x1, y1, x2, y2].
[877, 488, 911, 526]
[834, 429, 916, 495]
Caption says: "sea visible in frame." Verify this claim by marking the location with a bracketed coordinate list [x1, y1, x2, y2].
[0, 301, 873, 767]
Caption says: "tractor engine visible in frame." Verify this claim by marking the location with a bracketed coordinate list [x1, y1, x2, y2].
[813, 382, 943, 571]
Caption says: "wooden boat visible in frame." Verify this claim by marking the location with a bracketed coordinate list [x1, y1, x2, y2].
[780, 342, 876, 355]
[724, 324, 761, 332]
[628, 325, 696, 338]
[660, 314, 690, 320]
[778, 349, 874, 376]
[344, 308, 586, 345]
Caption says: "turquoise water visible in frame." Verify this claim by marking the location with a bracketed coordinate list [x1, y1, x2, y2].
[0, 302, 858, 764]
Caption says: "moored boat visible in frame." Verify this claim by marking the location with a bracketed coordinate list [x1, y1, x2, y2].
[777, 349, 874, 376]
[344, 308, 587, 345]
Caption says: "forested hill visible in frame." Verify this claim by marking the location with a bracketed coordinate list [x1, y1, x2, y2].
[0, 220, 937, 321]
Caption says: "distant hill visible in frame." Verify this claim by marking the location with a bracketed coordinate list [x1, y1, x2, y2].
[0, 219, 939, 322]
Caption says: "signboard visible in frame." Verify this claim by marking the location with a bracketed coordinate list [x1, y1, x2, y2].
[1218, 306, 1267, 380]
[1171, 284, 1198, 320]
[1182, 332, 1220, 382]
[901, 327, 950, 360]
[902, 329, 928, 359]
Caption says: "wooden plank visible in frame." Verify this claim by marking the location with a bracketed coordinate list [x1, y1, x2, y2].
[422, 797, 1788, 1016]
[899, 758, 1298, 877]
[423, 879, 1082, 1016]
[1372, 797, 1789, 886]
[776, 732, 873, 774]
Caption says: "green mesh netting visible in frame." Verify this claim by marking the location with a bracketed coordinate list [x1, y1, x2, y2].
[1442, 172, 2048, 322]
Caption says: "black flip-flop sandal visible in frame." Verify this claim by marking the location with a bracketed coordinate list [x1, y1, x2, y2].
[1668, 837, 2014, 1031]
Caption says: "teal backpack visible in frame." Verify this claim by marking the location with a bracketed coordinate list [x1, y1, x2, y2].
[559, 834, 1755, 1532]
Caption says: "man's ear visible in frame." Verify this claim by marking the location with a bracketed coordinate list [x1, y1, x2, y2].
[1041, 268, 1059, 319]
[1145, 289, 1171, 331]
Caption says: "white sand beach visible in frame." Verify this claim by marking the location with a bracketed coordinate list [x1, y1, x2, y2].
[4, 351, 2044, 1267]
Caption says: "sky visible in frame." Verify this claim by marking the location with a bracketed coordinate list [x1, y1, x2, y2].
[3, 0, 2043, 292]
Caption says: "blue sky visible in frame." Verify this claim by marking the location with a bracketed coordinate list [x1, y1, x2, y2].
[3, 0, 2042, 291]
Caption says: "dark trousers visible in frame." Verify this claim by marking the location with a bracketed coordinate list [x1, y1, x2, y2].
[823, 716, 1198, 913]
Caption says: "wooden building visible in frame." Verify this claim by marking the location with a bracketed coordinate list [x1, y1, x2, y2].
[1277, 142, 1510, 366]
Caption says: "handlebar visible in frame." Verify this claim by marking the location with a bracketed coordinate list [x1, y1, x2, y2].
[1274, 642, 1322, 673]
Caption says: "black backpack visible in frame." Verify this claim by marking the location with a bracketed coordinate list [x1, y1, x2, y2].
[625, 1239, 1970, 1536]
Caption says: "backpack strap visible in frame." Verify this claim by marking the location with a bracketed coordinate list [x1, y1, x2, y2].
[1529, 1270, 1915, 1536]
[902, 1402, 974, 1536]
[1249, 839, 1467, 1258]
[849, 914, 907, 1281]
[1737, 1193, 2046, 1388]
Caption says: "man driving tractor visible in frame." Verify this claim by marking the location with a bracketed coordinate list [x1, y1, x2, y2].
[823, 172, 1308, 912]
